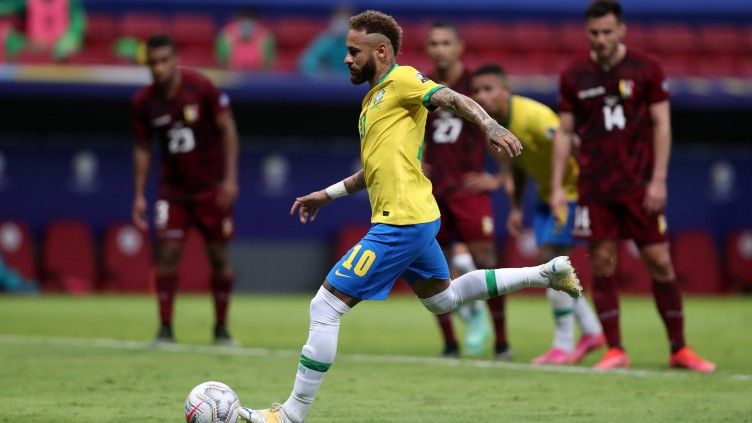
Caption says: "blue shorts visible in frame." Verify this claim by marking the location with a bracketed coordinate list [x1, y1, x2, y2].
[326, 219, 450, 300]
[533, 200, 577, 248]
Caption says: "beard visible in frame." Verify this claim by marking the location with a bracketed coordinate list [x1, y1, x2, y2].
[349, 58, 376, 85]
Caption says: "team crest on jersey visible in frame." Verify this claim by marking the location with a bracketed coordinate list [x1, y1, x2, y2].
[371, 88, 385, 109]
[415, 71, 429, 83]
[619, 79, 634, 99]
[183, 104, 199, 123]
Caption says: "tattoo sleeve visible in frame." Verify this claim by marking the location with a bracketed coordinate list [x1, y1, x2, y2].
[429, 87, 495, 129]
[343, 169, 366, 194]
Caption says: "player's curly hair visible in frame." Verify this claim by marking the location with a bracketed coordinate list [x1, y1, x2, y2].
[349, 10, 403, 55]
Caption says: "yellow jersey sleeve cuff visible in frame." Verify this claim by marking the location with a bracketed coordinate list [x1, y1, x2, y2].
[422, 85, 445, 111]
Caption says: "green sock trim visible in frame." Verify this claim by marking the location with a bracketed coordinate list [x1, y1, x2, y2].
[299, 354, 331, 372]
[485, 269, 498, 298]
[553, 308, 574, 319]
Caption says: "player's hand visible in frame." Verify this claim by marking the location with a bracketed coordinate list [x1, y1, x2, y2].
[483, 120, 522, 157]
[506, 207, 524, 238]
[132, 195, 148, 231]
[464, 172, 502, 193]
[549, 187, 568, 226]
[644, 178, 667, 214]
[217, 178, 239, 209]
[290, 190, 332, 224]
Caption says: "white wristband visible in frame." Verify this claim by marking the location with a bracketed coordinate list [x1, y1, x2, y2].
[325, 181, 348, 199]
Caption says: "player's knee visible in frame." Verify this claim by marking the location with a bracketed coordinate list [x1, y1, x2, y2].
[309, 288, 347, 330]
[642, 252, 675, 281]
[591, 248, 617, 277]
[420, 284, 461, 314]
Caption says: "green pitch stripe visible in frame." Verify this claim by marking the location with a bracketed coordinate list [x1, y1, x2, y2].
[485, 269, 498, 298]
[300, 354, 331, 372]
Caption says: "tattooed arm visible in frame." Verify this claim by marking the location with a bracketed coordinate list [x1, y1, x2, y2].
[429, 87, 522, 157]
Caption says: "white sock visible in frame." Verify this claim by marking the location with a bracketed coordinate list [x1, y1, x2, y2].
[420, 266, 548, 314]
[282, 287, 350, 423]
[451, 252, 483, 322]
[573, 295, 602, 336]
[547, 288, 575, 352]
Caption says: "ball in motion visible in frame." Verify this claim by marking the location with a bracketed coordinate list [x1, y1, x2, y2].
[184, 381, 240, 423]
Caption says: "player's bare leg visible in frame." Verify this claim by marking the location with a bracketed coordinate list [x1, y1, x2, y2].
[206, 241, 236, 346]
[534, 245, 603, 365]
[153, 241, 183, 345]
[589, 239, 631, 369]
[240, 281, 358, 423]
[640, 242, 715, 372]
[467, 240, 509, 359]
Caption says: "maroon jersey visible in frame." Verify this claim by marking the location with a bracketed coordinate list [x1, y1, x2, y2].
[424, 68, 487, 198]
[132, 68, 230, 198]
[559, 49, 669, 202]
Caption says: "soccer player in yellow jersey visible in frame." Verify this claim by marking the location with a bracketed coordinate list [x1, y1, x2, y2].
[239, 11, 582, 423]
[471, 64, 605, 366]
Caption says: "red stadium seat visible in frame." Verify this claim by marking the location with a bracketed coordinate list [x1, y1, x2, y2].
[0, 220, 37, 282]
[672, 230, 723, 294]
[698, 25, 744, 55]
[170, 14, 216, 49]
[85, 14, 119, 47]
[623, 23, 653, 53]
[270, 18, 325, 50]
[398, 49, 432, 74]
[557, 22, 588, 55]
[508, 22, 555, 54]
[12, 50, 54, 64]
[179, 45, 217, 68]
[102, 222, 153, 292]
[273, 47, 303, 73]
[400, 21, 432, 51]
[65, 44, 116, 65]
[695, 54, 740, 77]
[120, 13, 169, 41]
[459, 22, 511, 53]
[177, 228, 212, 293]
[43, 220, 97, 294]
[725, 229, 752, 291]
[650, 24, 697, 55]
[615, 240, 651, 294]
[661, 53, 693, 77]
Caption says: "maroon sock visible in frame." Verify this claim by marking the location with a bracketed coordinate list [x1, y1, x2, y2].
[211, 273, 234, 326]
[592, 275, 622, 350]
[486, 296, 507, 346]
[652, 281, 686, 354]
[436, 313, 456, 345]
[155, 272, 177, 326]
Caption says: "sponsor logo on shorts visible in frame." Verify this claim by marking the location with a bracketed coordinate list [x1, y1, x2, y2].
[334, 269, 352, 278]
[482, 216, 494, 236]
[222, 218, 233, 238]
[658, 214, 667, 235]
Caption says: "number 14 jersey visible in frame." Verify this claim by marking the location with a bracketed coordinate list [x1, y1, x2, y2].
[559, 49, 669, 202]
[132, 68, 230, 198]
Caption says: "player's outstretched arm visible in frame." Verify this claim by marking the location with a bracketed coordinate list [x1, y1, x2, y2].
[550, 112, 574, 220]
[290, 170, 365, 224]
[429, 87, 522, 157]
[132, 142, 151, 231]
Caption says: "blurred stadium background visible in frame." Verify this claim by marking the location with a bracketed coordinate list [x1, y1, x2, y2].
[0, 0, 751, 296]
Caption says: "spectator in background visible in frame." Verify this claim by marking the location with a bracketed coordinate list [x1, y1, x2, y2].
[0, 257, 39, 294]
[298, 5, 351, 76]
[216, 9, 275, 71]
[0, 0, 85, 61]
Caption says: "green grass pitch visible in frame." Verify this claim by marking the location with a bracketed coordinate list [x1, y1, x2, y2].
[1, 294, 750, 422]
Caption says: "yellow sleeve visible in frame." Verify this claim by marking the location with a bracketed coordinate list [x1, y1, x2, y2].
[529, 102, 560, 143]
[395, 66, 445, 110]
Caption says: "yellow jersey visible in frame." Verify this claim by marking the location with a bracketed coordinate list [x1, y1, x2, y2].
[358, 64, 444, 225]
[505, 95, 579, 202]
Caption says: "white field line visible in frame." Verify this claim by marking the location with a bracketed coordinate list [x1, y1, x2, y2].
[0, 334, 749, 382]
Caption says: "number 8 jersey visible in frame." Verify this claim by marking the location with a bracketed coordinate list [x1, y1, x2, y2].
[559, 49, 669, 202]
[132, 68, 230, 198]
[423, 68, 487, 199]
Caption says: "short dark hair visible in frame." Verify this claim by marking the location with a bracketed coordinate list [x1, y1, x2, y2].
[349, 10, 403, 55]
[146, 34, 176, 51]
[430, 20, 461, 39]
[585, 0, 623, 22]
[473, 63, 507, 79]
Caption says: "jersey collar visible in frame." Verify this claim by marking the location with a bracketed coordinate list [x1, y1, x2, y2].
[375, 63, 398, 85]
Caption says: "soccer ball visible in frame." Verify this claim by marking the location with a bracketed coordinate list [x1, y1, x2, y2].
[184, 381, 240, 423]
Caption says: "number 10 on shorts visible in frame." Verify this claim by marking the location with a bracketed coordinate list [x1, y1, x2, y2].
[342, 244, 377, 276]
